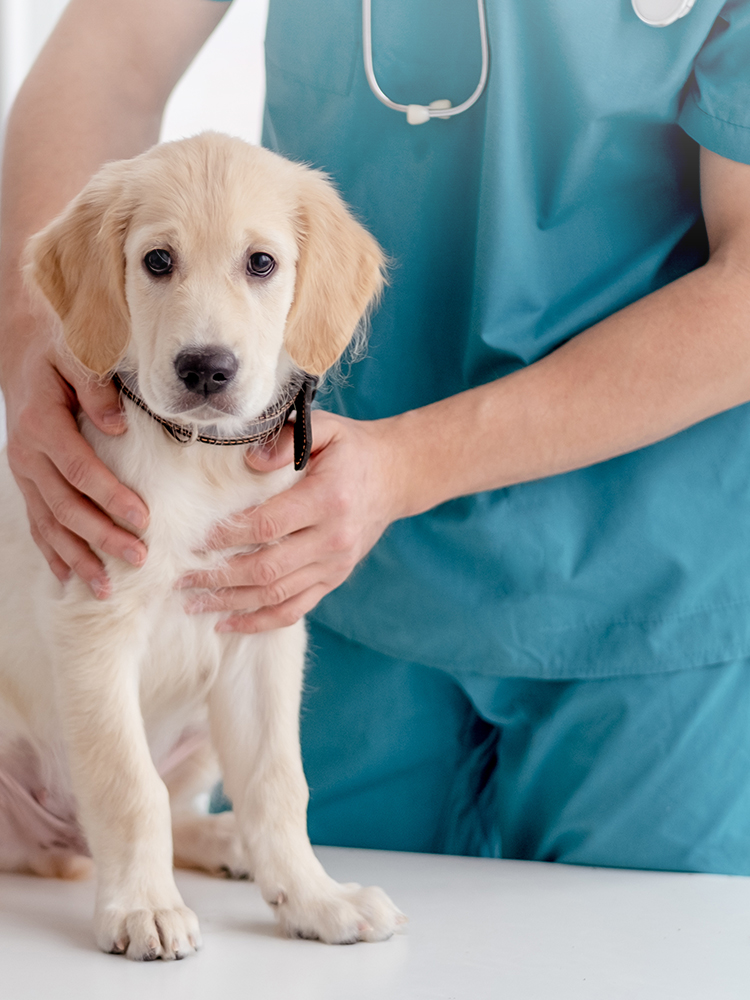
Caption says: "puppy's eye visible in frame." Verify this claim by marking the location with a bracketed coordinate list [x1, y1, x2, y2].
[144, 249, 173, 275]
[247, 252, 275, 277]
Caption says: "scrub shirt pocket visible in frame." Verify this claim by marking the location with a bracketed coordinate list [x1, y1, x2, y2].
[264, 0, 360, 96]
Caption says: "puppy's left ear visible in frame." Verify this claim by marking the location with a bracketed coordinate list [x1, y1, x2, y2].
[24, 159, 135, 376]
[284, 171, 386, 376]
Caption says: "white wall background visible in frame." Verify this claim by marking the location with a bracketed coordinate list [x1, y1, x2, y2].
[0, 0, 269, 446]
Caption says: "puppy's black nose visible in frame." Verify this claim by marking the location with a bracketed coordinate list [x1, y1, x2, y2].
[174, 347, 239, 396]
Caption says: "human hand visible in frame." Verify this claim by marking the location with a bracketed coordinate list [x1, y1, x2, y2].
[178, 410, 404, 633]
[1, 308, 149, 597]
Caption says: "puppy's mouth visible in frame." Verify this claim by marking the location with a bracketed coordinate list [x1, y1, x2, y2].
[165, 392, 241, 423]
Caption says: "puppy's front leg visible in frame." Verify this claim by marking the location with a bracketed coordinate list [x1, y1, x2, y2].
[54, 596, 200, 960]
[210, 624, 403, 944]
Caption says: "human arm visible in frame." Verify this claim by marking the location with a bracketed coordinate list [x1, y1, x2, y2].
[0, 0, 230, 594]
[185, 146, 750, 631]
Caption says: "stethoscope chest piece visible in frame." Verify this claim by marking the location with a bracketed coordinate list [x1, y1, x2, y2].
[632, 0, 697, 26]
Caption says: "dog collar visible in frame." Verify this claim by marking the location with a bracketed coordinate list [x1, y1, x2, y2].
[112, 370, 318, 471]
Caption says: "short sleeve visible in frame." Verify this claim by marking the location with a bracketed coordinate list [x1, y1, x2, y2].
[678, 0, 750, 163]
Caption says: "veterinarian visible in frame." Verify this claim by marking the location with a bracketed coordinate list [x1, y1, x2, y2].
[3, 0, 750, 873]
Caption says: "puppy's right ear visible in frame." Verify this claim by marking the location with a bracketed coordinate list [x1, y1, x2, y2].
[24, 160, 135, 376]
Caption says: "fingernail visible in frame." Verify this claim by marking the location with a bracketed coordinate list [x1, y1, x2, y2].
[123, 547, 144, 567]
[90, 575, 109, 599]
[124, 508, 147, 529]
[176, 575, 196, 590]
[101, 407, 125, 426]
[216, 619, 237, 633]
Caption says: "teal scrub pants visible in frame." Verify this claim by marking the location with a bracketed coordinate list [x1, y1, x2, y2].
[297, 621, 750, 875]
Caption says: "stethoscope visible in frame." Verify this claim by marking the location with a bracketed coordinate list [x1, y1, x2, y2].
[363, 0, 699, 125]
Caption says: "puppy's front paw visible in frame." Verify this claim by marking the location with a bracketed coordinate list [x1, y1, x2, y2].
[274, 882, 405, 944]
[95, 904, 202, 961]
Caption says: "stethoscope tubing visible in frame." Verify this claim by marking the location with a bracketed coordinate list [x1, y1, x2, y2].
[362, 0, 698, 123]
[362, 0, 490, 120]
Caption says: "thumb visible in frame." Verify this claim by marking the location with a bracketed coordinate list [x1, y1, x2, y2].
[245, 423, 295, 472]
[245, 410, 340, 473]
[76, 374, 127, 436]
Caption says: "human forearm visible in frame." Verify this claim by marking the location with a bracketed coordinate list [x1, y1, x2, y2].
[0, 0, 228, 328]
[382, 251, 750, 518]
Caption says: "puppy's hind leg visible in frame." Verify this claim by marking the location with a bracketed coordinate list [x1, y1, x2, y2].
[209, 625, 404, 944]
[165, 737, 251, 879]
[173, 811, 251, 880]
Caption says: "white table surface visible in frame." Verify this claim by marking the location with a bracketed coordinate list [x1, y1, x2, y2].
[1, 846, 748, 1000]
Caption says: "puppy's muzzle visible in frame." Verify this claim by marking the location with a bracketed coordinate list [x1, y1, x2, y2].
[174, 346, 239, 397]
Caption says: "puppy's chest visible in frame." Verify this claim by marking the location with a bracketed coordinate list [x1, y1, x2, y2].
[82, 422, 296, 686]
[85, 424, 297, 705]
[89, 418, 296, 581]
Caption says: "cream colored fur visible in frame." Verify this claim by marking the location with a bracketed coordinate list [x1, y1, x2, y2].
[0, 134, 400, 960]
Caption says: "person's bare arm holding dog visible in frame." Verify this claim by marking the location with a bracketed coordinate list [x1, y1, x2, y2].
[3, 0, 750, 634]
[0, 0, 229, 596]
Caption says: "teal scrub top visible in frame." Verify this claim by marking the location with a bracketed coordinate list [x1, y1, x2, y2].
[259, 0, 750, 680]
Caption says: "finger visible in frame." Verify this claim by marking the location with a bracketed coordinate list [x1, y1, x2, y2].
[56, 359, 127, 436]
[183, 562, 326, 614]
[43, 407, 149, 532]
[215, 584, 330, 634]
[27, 519, 72, 584]
[178, 528, 320, 590]
[206, 479, 328, 550]
[27, 457, 147, 567]
[244, 424, 295, 472]
[22, 479, 111, 597]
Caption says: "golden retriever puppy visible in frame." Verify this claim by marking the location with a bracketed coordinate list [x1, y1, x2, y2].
[0, 133, 402, 959]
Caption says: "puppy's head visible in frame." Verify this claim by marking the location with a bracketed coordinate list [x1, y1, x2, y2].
[25, 133, 386, 428]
